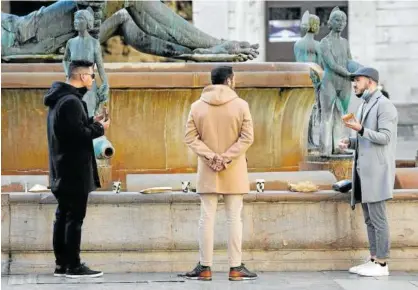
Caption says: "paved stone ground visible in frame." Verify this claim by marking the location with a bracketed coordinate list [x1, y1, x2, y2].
[2, 272, 418, 290]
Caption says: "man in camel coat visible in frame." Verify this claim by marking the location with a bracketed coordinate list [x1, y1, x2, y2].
[180, 66, 258, 282]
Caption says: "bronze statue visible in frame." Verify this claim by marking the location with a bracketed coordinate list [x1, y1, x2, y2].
[63, 9, 108, 116]
[62, 8, 114, 162]
[318, 7, 361, 155]
[1, 0, 259, 62]
[294, 11, 322, 150]
[294, 11, 322, 66]
[1, 0, 79, 59]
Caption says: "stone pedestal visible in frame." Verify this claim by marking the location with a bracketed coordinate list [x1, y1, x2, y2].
[299, 154, 354, 181]
[96, 159, 112, 191]
[416, 150, 418, 167]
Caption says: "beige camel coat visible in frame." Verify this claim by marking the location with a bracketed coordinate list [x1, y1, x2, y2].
[184, 85, 254, 194]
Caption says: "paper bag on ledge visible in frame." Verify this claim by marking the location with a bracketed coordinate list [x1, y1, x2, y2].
[29, 184, 50, 192]
[288, 181, 319, 193]
[139, 187, 172, 194]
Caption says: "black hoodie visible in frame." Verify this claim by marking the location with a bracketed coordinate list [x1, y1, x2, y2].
[45, 82, 104, 195]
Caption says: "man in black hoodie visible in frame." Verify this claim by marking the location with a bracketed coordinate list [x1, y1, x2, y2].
[44, 60, 110, 278]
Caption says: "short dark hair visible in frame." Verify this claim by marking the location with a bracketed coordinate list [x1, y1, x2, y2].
[69, 60, 94, 78]
[211, 66, 233, 85]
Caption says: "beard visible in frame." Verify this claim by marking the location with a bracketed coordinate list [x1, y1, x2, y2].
[355, 88, 366, 98]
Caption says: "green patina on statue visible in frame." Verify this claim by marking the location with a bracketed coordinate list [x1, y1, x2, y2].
[63, 8, 113, 160]
[294, 11, 322, 66]
[1, 0, 259, 62]
[63, 9, 109, 116]
[295, 7, 363, 156]
[294, 11, 322, 150]
[294, 7, 361, 156]
[319, 7, 363, 155]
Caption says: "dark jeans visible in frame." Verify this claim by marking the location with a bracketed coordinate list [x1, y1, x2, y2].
[53, 192, 89, 269]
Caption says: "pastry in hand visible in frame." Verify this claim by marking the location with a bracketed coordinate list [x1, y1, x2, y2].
[342, 113, 354, 122]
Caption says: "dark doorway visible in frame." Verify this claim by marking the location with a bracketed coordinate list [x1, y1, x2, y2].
[265, 1, 348, 62]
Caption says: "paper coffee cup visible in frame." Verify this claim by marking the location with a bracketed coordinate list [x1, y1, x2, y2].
[112, 181, 122, 194]
[256, 179, 265, 193]
[181, 181, 191, 193]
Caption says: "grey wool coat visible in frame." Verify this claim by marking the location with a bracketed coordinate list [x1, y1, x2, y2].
[349, 90, 398, 208]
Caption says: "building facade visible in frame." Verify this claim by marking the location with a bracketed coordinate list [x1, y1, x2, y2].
[193, 0, 418, 132]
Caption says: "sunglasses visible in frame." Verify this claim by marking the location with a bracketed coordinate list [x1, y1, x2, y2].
[74, 73, 95, 79]
[84, 73, 95, 79]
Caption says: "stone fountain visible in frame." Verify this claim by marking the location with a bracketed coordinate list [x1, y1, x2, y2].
[2, 2, 418, 275]
[1, 0, 319, 188]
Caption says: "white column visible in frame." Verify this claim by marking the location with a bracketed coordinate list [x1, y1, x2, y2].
[347, 1, 378, 112]
[227, 0, 266, 62]
[348, 1, 377, 68]
[192, 1, 229, 40]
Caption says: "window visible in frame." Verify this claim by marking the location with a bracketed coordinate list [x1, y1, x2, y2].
[268, 7, 302, 42]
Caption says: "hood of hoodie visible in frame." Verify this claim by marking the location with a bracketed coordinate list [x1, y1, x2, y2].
[200, 85, 238, 106]
[44, 82, 88, 107]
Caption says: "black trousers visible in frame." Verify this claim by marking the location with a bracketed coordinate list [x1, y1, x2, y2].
[52, 192, 89, 269]
[354, 168, 363, 203]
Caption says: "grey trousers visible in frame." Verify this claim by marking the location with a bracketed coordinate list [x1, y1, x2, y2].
[361, 201, 390, 259]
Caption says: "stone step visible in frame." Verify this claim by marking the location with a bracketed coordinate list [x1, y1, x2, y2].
[4, 248, 418, 275]
[2, 190, 418, 274]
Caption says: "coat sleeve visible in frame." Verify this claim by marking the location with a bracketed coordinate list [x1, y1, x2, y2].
[184, 110, 216, 161]
[348, 137, 357, 150]
[221, 102, 254, 162]
[58, 97, 104, 144]
[362, 101, 398, 145]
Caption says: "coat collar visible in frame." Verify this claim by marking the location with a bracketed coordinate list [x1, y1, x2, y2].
[361, 90, 382, 124]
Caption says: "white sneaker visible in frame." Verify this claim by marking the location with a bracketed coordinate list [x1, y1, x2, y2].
[348, 259, 374, 274]
[357, 262, 389, 277]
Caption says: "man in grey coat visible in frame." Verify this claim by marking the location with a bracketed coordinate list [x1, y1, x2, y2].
[339, 67, 398, 277]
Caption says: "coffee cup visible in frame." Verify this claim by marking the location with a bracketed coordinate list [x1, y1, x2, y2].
[112, 181, 122, 194]
[181, 181, 191, 193]
[256, 179, 265, 193]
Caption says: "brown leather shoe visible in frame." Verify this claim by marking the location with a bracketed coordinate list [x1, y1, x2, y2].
[178, 263, 212, 281]
[229, 263, 258, 281]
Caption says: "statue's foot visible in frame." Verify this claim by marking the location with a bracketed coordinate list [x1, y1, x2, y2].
[174, 53, 254, 62]
[219, 40, 259, 50]
[192, 40, 259, 61]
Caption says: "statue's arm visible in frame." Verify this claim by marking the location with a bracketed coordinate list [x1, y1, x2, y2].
[320, 40, 350, 77]
[316, 42, 324, 69]
[293, 43, 303, 62]
[62, 40, 71, 78]
[94, 41, 109, 101]
[346, 39, 353, 60]
[94, 41, 108, 85]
